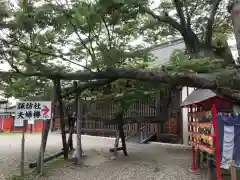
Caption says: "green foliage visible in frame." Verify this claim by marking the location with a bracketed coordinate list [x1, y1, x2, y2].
[3, 76, 51, 100]
[0, 0, 236, 103]
[167, 49, 227, 73]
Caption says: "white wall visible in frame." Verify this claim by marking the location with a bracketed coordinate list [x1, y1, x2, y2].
[150, 37, 237, 145]
[181, 87, 194, 145]
[150, 40, 190, 144]
[150, 41, 185, 66]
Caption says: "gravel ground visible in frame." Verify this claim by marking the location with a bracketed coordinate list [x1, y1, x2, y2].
[0, 133, 208, 180]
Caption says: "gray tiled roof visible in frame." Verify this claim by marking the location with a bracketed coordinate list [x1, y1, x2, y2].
[181, 89, 218, 106]
[149, 37, 184, 51]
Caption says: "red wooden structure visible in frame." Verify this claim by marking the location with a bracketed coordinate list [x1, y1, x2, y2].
[181, 89, 234, 180]
[0, 115, 44, 132]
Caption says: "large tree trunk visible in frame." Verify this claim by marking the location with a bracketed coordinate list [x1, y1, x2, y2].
[231, 1, 240, 59]
[55, 79, 68, 159]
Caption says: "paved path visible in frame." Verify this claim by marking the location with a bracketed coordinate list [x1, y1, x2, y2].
[0, 133, 207, 180]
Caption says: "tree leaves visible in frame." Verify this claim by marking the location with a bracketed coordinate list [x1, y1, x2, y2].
[0, 0, 237, 102]
[167, 49, 226, 73]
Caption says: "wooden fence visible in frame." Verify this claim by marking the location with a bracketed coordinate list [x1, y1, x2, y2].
[78, 90, 181, 141]
[54, 89, 182, 142]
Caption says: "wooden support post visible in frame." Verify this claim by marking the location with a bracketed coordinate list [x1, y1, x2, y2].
[55, 79, 68, 159]
[36, 120, 50, 173]
[196, 149, 201, 169]
[113, 131, 120, 158]
[29, 151, 64, 168]
[117, 112, 127, 156]
[74, 81, 82, 164]
[50, 82, 57, 133]
[191, 146, 196, 172]
[20, 120, 27, 178]
[200, 151, 205, 168]
[207, 154, 214, 180]
[40, 120, 46, 175]
[231, 160, 237, 180]
[67, 116, 75, 151]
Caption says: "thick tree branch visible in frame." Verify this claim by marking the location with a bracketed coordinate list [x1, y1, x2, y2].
[183, 0, 191, 28]
[1, 67, 239, 101]
[139, 6, 182, 32]
[0, 22, 15, 29]
[101, 15, 112, 47]
[62, 78, 117, 98]
[172, 0, 202, 54]
[205, 0, 222, 47]
[0, 68, 220, 87]
[173, 0, 187, 30]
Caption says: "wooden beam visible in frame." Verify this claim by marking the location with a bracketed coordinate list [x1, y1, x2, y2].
[29, 151, 64, 168]
[231, 160, 237, 180]
[82, 128, 117, 133]
[87, 115, 160, 125]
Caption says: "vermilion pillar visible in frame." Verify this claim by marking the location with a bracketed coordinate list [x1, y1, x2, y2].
[211, 103, 221, 180]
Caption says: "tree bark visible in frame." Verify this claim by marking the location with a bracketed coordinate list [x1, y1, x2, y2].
[230, 1, 240, 59]
[113, 131, 120, 158]
[39, 121, 47, 175]
[1, 68, 240, 101]
[55, 79, 68, 159]
[36, 120, 50, 173]
[62, 78, 117, 98]
[0, 68, 221, 87]
[74, 81, 82, 164]
[50, 80, 57, 132]
[140, 1, 234, 64]
[117, 111, 127, 156]
[67, 116, 75, 151]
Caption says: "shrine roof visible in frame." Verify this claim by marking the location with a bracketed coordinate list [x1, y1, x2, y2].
[181, 89, 232, 107]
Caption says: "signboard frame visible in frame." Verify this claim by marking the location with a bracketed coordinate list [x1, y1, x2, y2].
[15, 101, 52, 125]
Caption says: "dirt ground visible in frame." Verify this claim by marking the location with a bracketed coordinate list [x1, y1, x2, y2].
[0, 133, 210, 180]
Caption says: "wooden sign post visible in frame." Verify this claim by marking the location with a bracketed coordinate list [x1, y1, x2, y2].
[20, 120, 27, 178]
[39, 120, 48, 175]
[16, 101, 52, 175]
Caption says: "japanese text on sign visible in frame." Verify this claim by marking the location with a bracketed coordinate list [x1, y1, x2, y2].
[15, 101, 52, 122]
